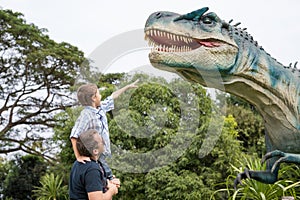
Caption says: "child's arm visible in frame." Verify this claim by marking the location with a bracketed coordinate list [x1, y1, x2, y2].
[111, 79, 139, 99]
[71, 137, 91, 163]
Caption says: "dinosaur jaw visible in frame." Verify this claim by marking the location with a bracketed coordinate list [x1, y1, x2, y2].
[145, 28, 222, 53]
[144, 28, 238, 73]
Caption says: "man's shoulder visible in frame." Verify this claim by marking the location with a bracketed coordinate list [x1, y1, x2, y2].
[73, 160, 99, 171]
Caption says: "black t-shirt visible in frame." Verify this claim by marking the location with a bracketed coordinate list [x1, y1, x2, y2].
[69, 159, 107, 200]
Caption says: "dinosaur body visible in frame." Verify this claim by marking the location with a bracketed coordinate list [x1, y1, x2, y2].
[144, 7, 300, 185]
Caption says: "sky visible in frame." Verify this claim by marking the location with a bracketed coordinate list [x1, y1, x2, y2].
[1, 0, 300, 75]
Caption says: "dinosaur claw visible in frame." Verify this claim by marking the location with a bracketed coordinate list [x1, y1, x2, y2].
[261, 157, 266, 165]
[234, 168, 251, 190]
[271, 157, 286, 173]
[261, 152, 272, 164]
[244, 168, 250, 179]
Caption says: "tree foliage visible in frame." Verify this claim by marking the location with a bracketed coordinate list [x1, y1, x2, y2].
[216, 91, 265, 157]
[0, 9, 88, 161]
[2, 154, 47, 200]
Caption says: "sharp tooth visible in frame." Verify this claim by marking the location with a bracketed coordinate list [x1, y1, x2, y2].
[153, 30, 156, 36]
[176, 35, 179, 41]
[167, 33, 170, 39]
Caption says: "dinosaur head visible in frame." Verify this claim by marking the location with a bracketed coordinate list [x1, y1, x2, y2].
[144, 7, 239, 86]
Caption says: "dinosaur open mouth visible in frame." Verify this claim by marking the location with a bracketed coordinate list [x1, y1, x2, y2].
[145, 29, 221, 52]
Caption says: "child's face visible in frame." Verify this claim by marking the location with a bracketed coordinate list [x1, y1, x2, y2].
[93, 90, 102, 108]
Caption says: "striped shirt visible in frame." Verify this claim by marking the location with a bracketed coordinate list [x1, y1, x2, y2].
[70, 96, 114, 157]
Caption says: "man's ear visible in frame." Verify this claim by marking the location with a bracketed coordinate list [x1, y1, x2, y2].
[93, 149, 99, 155]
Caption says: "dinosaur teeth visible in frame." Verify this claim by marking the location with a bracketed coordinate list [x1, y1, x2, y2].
[145, 29, 194, 44]
[145, 29, 196, 52]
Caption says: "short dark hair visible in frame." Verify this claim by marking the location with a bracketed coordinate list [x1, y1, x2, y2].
[77, 83, 98, 106]
[76, 129, 99, 157]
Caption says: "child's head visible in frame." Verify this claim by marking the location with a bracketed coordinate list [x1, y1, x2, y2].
[77, 83, 98, 106]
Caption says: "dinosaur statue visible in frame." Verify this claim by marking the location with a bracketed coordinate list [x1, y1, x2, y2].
[144, 7, 300, 188]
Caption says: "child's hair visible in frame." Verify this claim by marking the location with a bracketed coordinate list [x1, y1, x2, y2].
[77, 83, 98, 106]
[76, 129, 100, 157]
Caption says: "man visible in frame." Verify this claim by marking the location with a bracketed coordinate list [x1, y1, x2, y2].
[70, 80, 139, 180]
[69, 129, 118, 200]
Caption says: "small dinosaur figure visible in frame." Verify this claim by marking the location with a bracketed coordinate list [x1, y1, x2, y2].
[144, 7, 300, 188]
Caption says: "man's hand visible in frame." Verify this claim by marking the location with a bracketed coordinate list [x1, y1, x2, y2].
[107, 181, 118, 195]
[110, 177, 121, 188]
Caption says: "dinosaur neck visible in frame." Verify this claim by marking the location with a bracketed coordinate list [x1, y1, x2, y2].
[223, 45, 300, 136]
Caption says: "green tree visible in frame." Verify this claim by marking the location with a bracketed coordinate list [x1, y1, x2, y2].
[0, 157, 9, 196]
[216, 91, 265, 157]
[0, 9, 88, 161]
[115, 114, 242, 200]
[107, 75, 244, 199]
[2, 154, 47, 200]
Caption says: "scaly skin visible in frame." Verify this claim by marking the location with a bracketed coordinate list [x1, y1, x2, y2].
[144, 7, 300, 187]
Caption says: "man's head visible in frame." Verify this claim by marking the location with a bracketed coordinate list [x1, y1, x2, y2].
[76, 129, 104, 159]
[77, 83, 101, 107]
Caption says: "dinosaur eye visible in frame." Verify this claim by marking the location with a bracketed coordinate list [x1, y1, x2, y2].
[202, 16, 213, 24]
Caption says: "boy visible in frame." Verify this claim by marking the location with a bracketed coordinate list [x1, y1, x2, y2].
[70, 80, 139, 180]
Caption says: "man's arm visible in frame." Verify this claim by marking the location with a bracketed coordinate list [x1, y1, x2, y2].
[71, 137, 90, 163]
[88, 183, 118, 200]
[111, 79, 139, 99]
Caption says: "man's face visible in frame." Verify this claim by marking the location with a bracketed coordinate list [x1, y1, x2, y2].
[93, 134, 104, 158]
